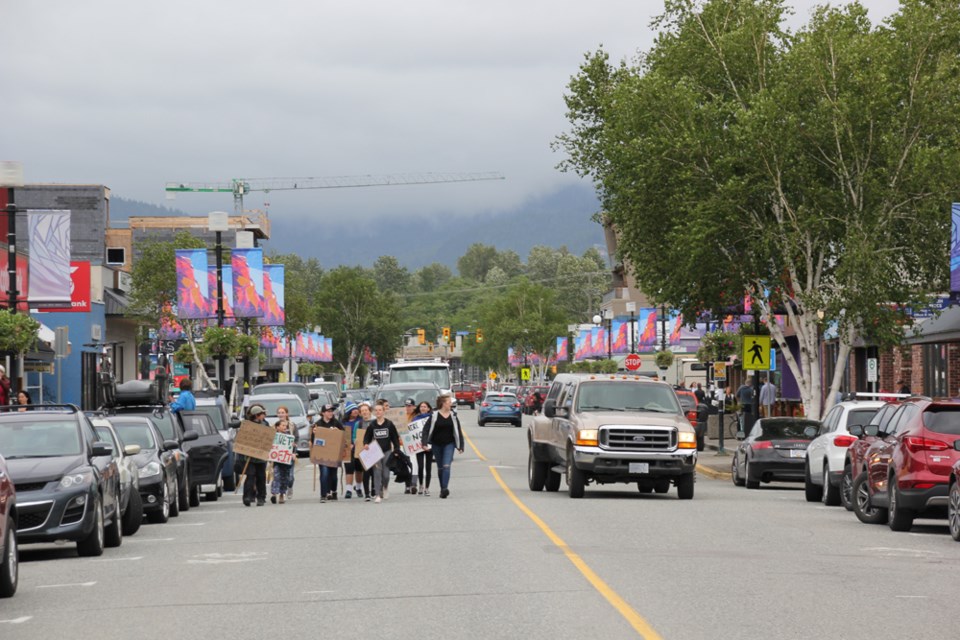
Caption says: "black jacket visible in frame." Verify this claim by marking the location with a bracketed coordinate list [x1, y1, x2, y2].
[422, 411, 465, 450]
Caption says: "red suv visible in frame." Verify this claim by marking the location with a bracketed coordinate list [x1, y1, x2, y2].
[843, 401, 901, 512]
[0, 453, 17, 597]
[857, 398, 960, 531]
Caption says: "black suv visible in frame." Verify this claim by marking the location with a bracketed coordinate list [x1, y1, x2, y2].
[0, 405, 122, 556]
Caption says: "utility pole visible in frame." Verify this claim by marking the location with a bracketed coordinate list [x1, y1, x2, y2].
[1, 163, 24, 392]
[209, 212, 228, 392]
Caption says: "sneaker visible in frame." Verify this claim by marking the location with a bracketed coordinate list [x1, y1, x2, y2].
[356, 487, 364, 498]
[374, 496, 382, 504]
[345, 490, 352, 499]
[404, 487, 411, 495]
[411, 486, 418, 495]
[243, 499, 251, 507]
[418, 484, 423, 495]
[320, 496, 327, 503]
[382, 489, 389, 500]
[279, 495, 285, 504]
[440, 489, 449, 499]
[423, 488, 430, 497]
[329, 492, 338, 501]
[256, 499, 265, 506]
[287, 488, 294, 499]
[270, 495, 277, 504]
[365, 495, 371, 502]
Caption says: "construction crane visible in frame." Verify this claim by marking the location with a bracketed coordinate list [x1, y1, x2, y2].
[165, 172, 505, 215]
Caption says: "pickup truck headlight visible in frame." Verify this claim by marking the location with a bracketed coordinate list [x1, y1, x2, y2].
[58, 469, 94, 490]
[678, 432, 697, 449]
[575, 429, 599, 446]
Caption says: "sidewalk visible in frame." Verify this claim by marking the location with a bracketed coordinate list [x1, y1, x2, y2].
[696, 435, 735, 480]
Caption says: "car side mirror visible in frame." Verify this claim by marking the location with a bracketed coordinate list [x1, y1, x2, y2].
[124, 444, 141, 456]
[556, 406, 570, 418]
[803, 426, 819, 439]
[229, 417, 241, 430]
[163, 439, 180, 452]
[310, 392, 320, 400]
[543, 399, 556, 418]
[954, 440, 960, 452]
[848, 425, 863, 438]
[736, 431, 746, 440]
[863, 425, 879, 437]
[307, 411, 316, 419]
[92, 442, 114, 457]
[182, 430, 199, 442]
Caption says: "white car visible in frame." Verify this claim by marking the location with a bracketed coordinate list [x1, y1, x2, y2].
[241, 394, 314, 456]
[804, 400, 883, 505]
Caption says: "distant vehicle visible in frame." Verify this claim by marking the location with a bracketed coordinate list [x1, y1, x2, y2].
[388, 360, 451, 397]
[343, 389, 373, 406]
[803, 400, 882, 506]
[91, 419, 144, 536]
[453, 383, 478, 409]
[109, 417, 179, 524]
[479, 393, 522, 427]
[732, 417, 820, 489]
[252, 382, 319, 414]
[0, 452, 17, 597]
[242, 394, 314, 457]
[306, 381, 341, 402]
[0, 405, 123, 556]
[374, 382, 443, 410]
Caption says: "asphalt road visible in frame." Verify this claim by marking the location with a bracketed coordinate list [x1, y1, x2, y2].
[3, 409, 959, 639]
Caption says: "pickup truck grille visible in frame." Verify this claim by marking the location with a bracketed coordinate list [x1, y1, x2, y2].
[600, 427, 676, 451]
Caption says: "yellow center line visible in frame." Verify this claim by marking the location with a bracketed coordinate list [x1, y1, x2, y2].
[461, 425, 487, 461]
[464, 424, 662, 639]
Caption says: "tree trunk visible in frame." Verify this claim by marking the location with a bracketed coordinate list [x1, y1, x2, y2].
[184, 320, 214, 390]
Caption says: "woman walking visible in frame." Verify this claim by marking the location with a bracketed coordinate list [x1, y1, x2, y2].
[270, 406, 294, 504]
[242, 404, 270, 507]
[341, 403, 362, 499]
[414, 400, 433, 496]
[403, 398, 419, 494]
[362, 400, 401, 504]
[358, 402, 375, 501]
[421, 394, 464, 499]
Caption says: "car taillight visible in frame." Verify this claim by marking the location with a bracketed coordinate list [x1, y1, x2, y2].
[903, 436, 949, 453]
[686, 411, 698, 423]
[833, 435, 857, 448]
[513, 403, 521, 408]
[751, 441, 773, 450]
[481, 402, 489, 407]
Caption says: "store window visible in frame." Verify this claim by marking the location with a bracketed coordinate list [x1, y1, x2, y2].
[922, 343, 948, 397]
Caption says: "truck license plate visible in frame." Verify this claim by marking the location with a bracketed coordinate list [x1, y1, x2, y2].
[629, 462, 650, 474]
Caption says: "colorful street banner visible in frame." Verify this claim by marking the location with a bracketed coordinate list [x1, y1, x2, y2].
[175, 249, 209, 319]
[952, 203, 960, 292]
[262, 264, 285, 327]
[37, 261, 90, 313]
[556, 336, 568, 361]
[637, 309, 658, 350]
[206, 264, 234, 323]
[231, 247, 264, 318]
[27, 210, 71, 302]
[611, 319, 629, 354]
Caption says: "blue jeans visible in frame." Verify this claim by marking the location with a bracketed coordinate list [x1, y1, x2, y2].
[319, 465, 338, 497]
[431, 443, 455, 490]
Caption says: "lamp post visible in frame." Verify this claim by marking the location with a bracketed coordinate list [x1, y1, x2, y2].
[208, 211, 229, 391]
[592, 311, 612, 361]
[625, 302, 636, 354]
[1, 162, 24, 391]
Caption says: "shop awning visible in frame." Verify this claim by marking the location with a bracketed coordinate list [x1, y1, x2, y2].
[104, 288, 131, 315]
[906, 305, 960, 344]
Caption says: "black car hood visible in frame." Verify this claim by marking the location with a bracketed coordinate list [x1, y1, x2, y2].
[6, 454, 87, 483]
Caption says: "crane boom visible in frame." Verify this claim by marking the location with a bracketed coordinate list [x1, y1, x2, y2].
[165, 171, 505, 215]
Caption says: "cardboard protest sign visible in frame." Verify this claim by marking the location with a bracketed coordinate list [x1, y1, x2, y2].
[385, 407, 409, 430]
[341, 429, 354, 462]
[269, 432, 296, 465]
[233, 420, 276, 461]
[310, 426, 344, 468]
[359, 440, 384, 471]
[352, 428, 366, 461]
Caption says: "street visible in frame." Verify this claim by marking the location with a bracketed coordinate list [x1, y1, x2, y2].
[2, 409, 958, 640]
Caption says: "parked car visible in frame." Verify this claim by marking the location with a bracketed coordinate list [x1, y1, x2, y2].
[949, 448, 960, 542]
[177, 411, 231, 502]
[109, 417, 179, 524]
[193, 393, 240, 492]
[803, 400, 883, 505]
[253, 382, 320, 414]
[343, 389, 372, 406]
[0, 452, 17, 597]
[842, 401, 902, 511]
[530, 373, 698, 499]
[306, 381, 341, 403]
[374, 383, 443, 410]
[242, 394, 313, 457]
[0, 405, 122, 556]
[453, 383, 479, 409]
[731, 417, 821, 489]
[91, 419, 144, 536]
[479, 393, 522, 427]
[857, 398, 960, 531]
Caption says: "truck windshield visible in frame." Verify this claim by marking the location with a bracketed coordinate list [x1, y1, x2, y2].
[576, 383, 681, 414]
[390, 366, 450, 389]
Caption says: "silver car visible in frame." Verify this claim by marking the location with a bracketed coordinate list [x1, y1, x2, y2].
[91, 418, 144, 536]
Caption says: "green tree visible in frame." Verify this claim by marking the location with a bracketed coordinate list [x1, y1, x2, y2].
[372, 255, 412, 294]
[414, 262, 453, 292]
[267, 253, 323, 336]
[556, 0, 960, 418]
[457, 243, 499, 281]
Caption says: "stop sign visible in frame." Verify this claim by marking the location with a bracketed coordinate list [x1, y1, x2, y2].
[625, 353, 642, 371]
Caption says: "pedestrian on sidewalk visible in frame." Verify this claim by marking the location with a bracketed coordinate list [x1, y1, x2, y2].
[759, 377, 776, 418]
[736, 377, 754, 431]
[414, 400, 434, 496]
[242, 404, 269, 507]
[421, 394, 464, 499]
[362, 400, 401, 504]
[314, 403, 345, 503]
[270, 406, 294, 504]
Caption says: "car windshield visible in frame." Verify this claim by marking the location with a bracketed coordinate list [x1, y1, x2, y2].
[576, 383, 681, 414]
[94, 427, 119, 450]
[676, 394, 696, 411]
[486, 394, 517, 404]
[146, 411, 176, 441]
[254, 385, 309, 405]
[389, 367, 450, 389]
[847, 409, 878, 429]
[252, 399, 304, 417]
[376, 388, 439, 407]
[111, 421, 157, 450]
[922, 407, 960, 435]
[194, 404, 226, 430]
[0, 419, 82, 458]
[754, 419, 819, 441]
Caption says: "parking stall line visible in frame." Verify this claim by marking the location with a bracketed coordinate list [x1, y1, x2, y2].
[36, 581, 96, 589]
[0, 616, 32, 625]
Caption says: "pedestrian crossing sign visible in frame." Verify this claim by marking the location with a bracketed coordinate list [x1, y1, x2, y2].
[520, 367, 531, 381]
[742, 335, 771, 370]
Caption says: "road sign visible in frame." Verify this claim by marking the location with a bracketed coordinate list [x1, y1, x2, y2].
[713, 362, 727, 381]
[867, 358, 878, 383]
[520, 367, 531, 381]
[624, 353, 642, 371]
[742, 335, 771, 371]
[489, 372, 497, 380]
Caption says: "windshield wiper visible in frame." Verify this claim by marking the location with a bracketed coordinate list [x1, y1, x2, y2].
[627, 407, 672, 413]
[580, 405, 625, 411]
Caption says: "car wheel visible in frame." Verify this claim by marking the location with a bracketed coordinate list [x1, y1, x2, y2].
[654, 480, 670, 494]
[637, 483, 653, 494]
[840, 465, 854, 511]
[566, 446, 586, 499]
[104, 497, 123, 548]
[745, 461, 760, 489]
[178, 469, 190, 512]
[514, 421, 522, 428]
[189, 481, 201, 508]
[852, 473, 887, 525]
[169, 476, 181, 518]
[676, 472, 695, 500]
[478, 420, 484, 427]
[528, 446, 547, 491]
[822, 464, 841, 506]
[888, 474, 915, 532]
[948, 480, 960, 542]
[545, 469, 561, 492]
[0, 516, 17, 598]
[77, 495, 105, 557]
[122, 488, 143, 536]
[206, 471, 223, 502]
[149, 479, 171, 524]
[732, 455, 745, 487]
[804, 460, 823, 502]
[470, 403, 475, 410]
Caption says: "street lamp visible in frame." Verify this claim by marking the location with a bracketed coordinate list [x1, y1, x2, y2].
[592, 310, 612, 360]
[208, 211, 229, 391]
[625, 302, 636, 353]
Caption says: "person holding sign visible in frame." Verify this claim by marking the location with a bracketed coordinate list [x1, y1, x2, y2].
[422, 394, 465, 499]
[341, 403, 362, 499]
[362, 400, 401, 504]
[243, 404, 270, 507]
[314, 404, 346, 503]
[270, 406, 295, 504]
[402, 399, 419, 495]
[358, 402, 375, 501]
[414, 401, 434, 496]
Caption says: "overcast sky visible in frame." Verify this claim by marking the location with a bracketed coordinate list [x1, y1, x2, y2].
[1, 0, 900, 224]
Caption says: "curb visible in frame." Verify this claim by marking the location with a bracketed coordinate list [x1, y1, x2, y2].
[696, 463, 732, 481]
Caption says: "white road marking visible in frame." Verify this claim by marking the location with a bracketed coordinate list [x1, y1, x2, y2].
[895, 595, 928, 599]
[125, 537, 175, 543]
[304, 590, 335, 594]
[0, 616, 32, 624]
[167, 522, 206, 527]
[187, 551, 267, 565]
[94, 556, 143, 562]
[197, 510, 225, 514]
[862, 547, 939, 557]
[37, 581, 96, 589]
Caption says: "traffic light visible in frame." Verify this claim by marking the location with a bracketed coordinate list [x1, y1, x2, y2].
[428, 342, 434, 352]
[417, 329, 425, 345]
[442, 326, 450, 341]
[476, 328, 483, 343]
